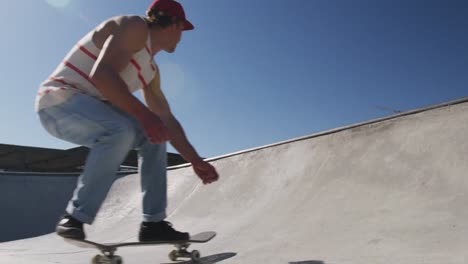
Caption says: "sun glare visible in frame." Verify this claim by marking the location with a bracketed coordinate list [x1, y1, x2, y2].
[45, 0, 72, 8]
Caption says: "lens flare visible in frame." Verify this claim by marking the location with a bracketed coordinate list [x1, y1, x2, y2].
[45, 0, 72, 8]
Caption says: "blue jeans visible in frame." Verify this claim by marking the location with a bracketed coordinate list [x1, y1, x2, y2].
[38, 93, 167, 224]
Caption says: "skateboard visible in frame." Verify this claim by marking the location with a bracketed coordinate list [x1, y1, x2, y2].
[64, 231, 216, 264]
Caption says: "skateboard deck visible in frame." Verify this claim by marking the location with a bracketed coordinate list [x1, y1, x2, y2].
[64, 231, 216, 263]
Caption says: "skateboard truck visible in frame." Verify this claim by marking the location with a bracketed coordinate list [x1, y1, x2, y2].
[92, 253, 122, 264]
[169, 243, 201, 261]
[92, 247, 122, 264]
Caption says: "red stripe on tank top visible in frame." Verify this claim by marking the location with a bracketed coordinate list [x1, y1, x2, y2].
[145, 45, 152, 56]
[38, 87, 66, 96]
[78, 45, 98, 60]
[144, 45, 156, 71]
[63, 61, 95, 85]
[48, 77, 80, 90]
[130, 59, 148, 88]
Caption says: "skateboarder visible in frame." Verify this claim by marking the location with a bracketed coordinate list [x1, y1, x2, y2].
[35, 0, 219, 242]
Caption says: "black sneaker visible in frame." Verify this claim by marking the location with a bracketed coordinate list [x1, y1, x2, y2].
[56, 214, 85, 240]
[139, 221, 189, 242]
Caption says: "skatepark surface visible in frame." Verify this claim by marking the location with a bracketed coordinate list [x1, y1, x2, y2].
[1, 98, 468, 264]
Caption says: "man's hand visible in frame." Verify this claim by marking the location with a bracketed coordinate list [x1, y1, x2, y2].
[192, 160, 219, 185]
[137, 112, 170, 144]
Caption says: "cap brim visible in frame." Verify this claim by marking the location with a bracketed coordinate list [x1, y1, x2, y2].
[183, 20, 194, 31]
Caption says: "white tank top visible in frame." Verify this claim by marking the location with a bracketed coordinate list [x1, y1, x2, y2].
[35, 24, 158, 112]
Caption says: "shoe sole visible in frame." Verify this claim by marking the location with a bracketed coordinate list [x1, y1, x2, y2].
[56, 227, 85, 240]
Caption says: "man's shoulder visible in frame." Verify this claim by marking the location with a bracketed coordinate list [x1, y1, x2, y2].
[90, 16, 148, 49]
[93, 15, 148, 36]
[109, 15, 148, 31]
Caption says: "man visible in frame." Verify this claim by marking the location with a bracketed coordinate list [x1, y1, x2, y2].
[35, 0, 219, 242]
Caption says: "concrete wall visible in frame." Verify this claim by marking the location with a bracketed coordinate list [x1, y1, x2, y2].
[0, 173, 78, 242]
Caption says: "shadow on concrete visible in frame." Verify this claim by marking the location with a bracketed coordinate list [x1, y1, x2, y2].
[289, 261, 325, 264]
[161, 252, 237, 264]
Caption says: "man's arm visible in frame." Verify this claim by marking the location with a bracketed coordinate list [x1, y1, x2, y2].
[89, 16, 169, 144]
[142, 72, 202, 164]
[90, 16, 151, 120]
[142, 73, 219, 185]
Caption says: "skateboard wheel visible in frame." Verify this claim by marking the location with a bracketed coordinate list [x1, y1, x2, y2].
[191, 250, 201, 261]
[92, 255, 103, 264]
[91, 255, 122, 264]
[169, 250, 178, 261]
[112, 256, 123, 264]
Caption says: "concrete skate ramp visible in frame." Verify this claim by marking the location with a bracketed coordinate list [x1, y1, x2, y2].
[1, 98, 468, 264]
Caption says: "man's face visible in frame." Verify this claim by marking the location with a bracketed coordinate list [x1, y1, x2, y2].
[164, 23, 184, 53]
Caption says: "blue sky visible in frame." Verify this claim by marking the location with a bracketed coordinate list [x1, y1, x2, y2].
[0, 0, 467, 158]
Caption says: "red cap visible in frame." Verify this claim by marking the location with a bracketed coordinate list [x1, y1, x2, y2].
[148, 0, 194, 31]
